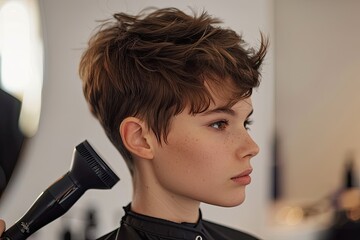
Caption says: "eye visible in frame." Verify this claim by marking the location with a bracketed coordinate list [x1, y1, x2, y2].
[209, 120, 229, 130]
[244, 118, 253, 130]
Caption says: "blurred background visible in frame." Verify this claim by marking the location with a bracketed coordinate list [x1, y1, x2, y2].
[0, 0, 359, 240]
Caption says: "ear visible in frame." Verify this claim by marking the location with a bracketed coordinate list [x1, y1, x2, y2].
[120, 117, 154, 160]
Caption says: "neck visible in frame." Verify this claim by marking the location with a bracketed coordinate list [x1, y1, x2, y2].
[131, 166, 200, 223]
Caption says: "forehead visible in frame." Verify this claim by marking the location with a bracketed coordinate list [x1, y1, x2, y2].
[208, 95, 253, 112]
[204, 77, 251, 108]
[179, 74, 252, 117]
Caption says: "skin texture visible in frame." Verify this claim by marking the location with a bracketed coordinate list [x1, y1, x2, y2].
[125, 94, 259, 224]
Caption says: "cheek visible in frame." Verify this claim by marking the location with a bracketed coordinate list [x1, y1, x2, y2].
[167, 135, 207, 173]
[152, 131, 247, 206]
[155, 132, 228, 186]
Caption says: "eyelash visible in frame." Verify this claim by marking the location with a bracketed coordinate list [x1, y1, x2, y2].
[209, 119, 253, 131]
[244, 119, 253, 130]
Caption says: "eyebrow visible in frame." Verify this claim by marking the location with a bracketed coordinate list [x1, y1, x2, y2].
[201, 107, 254, 118]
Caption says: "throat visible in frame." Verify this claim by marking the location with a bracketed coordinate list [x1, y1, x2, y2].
[131, 161, 201, 223]
[131, 186, 200, 223]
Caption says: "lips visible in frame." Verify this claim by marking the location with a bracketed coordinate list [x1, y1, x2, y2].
[231, 169, 253, 185]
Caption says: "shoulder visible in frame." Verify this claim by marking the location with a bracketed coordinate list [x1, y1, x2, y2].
[203, 220, 261, 240]
[96, 229, 118, 240]
[95, 225, 142, 240]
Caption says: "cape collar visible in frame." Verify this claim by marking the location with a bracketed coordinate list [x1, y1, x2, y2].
[121, 203, 212, 239]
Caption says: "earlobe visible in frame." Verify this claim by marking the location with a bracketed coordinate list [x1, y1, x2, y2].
[120, 117, 154, 160]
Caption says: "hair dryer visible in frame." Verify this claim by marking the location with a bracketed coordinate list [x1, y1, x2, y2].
[1, 140, 120, 240]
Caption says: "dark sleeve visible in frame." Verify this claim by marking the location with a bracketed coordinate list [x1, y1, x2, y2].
[203, 220, 261, 240]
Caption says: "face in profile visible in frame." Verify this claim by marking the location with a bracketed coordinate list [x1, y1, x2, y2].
[150, 93, 259, 207]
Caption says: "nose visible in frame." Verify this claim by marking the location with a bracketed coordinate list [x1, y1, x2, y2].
[236, 131, 260, 159]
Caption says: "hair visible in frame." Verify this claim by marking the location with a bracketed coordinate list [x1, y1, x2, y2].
[79, 7, 268, 175]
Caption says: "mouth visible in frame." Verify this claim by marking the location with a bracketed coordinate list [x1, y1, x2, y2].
[231, 169, 253, 185]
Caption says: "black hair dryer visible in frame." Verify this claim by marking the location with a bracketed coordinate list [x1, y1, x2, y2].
[1, 140, 120, 240]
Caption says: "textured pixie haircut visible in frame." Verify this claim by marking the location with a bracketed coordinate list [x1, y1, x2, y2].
[79, 8, 268, 174]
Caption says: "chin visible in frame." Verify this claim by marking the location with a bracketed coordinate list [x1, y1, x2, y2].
[222, 198, 246, 207]
[205, 195, 246, 208]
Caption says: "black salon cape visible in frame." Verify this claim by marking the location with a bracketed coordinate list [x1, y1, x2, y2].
[97, 204, 259, 240]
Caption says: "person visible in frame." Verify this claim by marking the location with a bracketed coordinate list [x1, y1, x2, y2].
[0, 7, 268, 240]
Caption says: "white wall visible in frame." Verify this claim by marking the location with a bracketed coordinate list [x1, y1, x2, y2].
[276, 0, 360, 201]
[1, 0, 274, 239]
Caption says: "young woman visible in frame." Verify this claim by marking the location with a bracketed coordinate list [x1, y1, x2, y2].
[1, 7, 268, 240]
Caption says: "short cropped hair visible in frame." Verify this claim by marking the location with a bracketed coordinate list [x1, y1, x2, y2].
[79, 7, 268, 174]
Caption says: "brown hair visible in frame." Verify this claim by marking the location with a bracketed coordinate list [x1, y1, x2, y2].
[79, 7, 268, 174]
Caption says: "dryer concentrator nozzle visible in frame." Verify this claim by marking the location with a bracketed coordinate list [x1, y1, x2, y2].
[1, 140, 120, 240]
